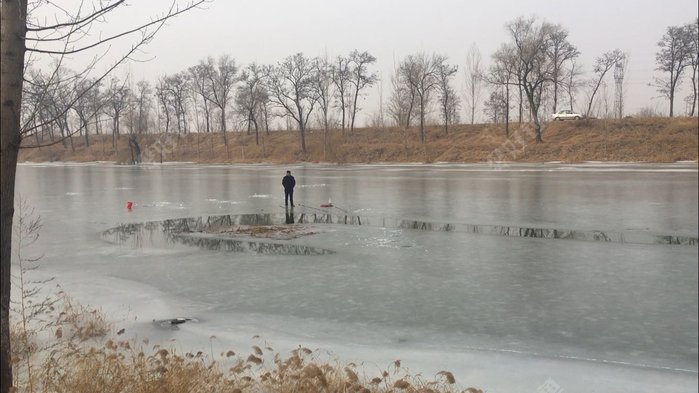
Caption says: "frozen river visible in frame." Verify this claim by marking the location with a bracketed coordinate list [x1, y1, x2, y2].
[14, 162, 699, 392]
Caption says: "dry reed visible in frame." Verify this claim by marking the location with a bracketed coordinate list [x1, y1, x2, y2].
[10, 297, 483, 393]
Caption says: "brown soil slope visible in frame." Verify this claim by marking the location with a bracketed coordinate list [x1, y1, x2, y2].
[19, 117, 698, 164]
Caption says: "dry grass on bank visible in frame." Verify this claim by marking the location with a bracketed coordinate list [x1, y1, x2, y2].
[19, 117, 698, 164]
[11, 292, 482, 393]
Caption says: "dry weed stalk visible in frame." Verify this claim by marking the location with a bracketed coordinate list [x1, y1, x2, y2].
[10, 198, 57, 392]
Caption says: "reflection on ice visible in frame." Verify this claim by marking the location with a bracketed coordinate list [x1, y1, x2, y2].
[102, 214, 333, 255]
[294, 213, 697, 246]
[104, 212, 698, 252]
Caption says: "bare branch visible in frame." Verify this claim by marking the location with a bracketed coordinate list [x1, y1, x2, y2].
[27, 1, 207, 55]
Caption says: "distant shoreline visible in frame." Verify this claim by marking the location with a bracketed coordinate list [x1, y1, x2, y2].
[19, 117, 698, 165]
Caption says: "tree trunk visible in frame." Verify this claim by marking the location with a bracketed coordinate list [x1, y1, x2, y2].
[669, 74, 676, 117]
[221, 108, 228, 146]
[1, 1, 29, 391]
[299, 123, 307, 153]
[82, 117, 90, 147]
[340, 99, 346, 134]
[253, 118, 259, 146]
[533, 115, 542, 143]
[518, 84, 523, 123]
[323, 115, 328, 161]
[350, 89, 359, 133]
[691, 73, 698, 117]
[204, 105, 211, 132]
[419, 95, 425, 143]
[128, 134, 141, 164]
[586, 76, 606, 118]
[443, 104, 448, 136]
[505, 83, 510, 138]
[442, 93, 449, 136]
[525, 87, 543, 143]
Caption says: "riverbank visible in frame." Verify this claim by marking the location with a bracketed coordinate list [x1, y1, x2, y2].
[19, 117, 698, 164]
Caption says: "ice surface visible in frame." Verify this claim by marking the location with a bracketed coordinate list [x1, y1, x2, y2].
[13, 162, 699, 392]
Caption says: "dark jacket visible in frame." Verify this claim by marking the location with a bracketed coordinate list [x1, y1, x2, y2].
[282, 175, 296, 191]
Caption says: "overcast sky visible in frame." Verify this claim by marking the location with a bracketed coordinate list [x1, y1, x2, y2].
[34, 0, 698, 124]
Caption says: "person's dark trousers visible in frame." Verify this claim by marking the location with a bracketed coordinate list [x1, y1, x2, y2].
[285, 189, 294, 206]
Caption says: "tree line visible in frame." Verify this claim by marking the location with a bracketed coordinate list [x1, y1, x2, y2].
[19, 17, 698, 158]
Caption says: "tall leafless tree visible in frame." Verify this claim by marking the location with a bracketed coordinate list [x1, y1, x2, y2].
[483, 89, 508, 124]
[399, 53, 445, 142]
[235, 63, 267, 145]
[268, 53, 319, 153]
[331, 55, 352, 134]
[546, 24, 579, 114]
[161, 72, 190, 133]
[105, 77, 131, 146]
[134, 80, 153, 134]
[388, 64, 416, 128]
[563, 59, 583, 112]
[586, 49, 625, 117]
[156, 77, 173, 133]
[73, 78, 102, 147]
[464, 44, 484, 124]
[189, 60, 215, 132]
[207, 55, 239, 144]
[653, 24, 694, 117]
[685, 19, 699, 116]
[347, 50, 378, 133]
[505, 16, 557, 143]
[489, 44, 518, 137]
[312, 56, 335, 159]
[435, 60, 460, 135]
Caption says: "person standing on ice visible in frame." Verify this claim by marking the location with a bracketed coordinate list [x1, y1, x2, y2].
[282, 170, 296, 207]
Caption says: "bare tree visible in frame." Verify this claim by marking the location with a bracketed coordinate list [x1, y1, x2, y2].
[268, 53, 319, 153]
[685, 19, 699, 116]
[156, 77, 173, 133]
[235, 63, 267, 145]
[435, 60, 460, 135]
[546, 24, 579, 113]
[399, 53, 445, 142]
[505, 16, 557, 143]
[483, 89, 508, 123]
[160, 73, 190, 134]
[0, 2, 205, 390]
[653, 24, 694, 117]
[73, 77, 102, 147]
[207, 55, 239, 144]
[464, 44, 484, 124]
[257, 68, 274, 135]
[311, 56, 334, 159]
[347, 50, 378, 132]
[586, 49, 625, 118]
[105, 77, 131, 146]
[88, 82, 106, 137]
[563, 59, 583, 112]
[388, 65, 416, 127]
[24, 66, 75, 149]
[331, 55, 352, 133]
[134, 80, 153, 134]
[489, 44, 518, 137]
[189, 60, 215, 132]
